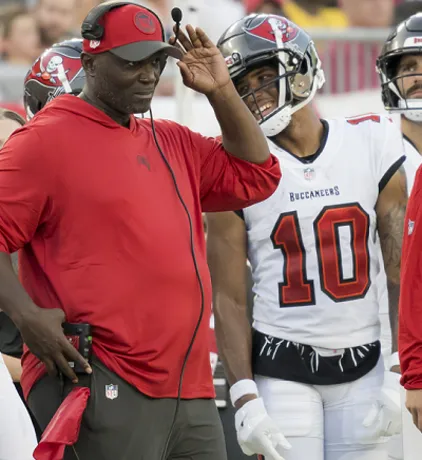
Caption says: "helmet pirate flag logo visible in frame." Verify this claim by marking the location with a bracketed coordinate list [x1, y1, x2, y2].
[243, 16, 298, 44]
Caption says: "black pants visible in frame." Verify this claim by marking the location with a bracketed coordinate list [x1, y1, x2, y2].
[14, 382, 42, 441]
[28, 357, 227, 460]
[218, 405, 250, 460]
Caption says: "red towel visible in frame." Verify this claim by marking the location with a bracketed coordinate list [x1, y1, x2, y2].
[33, 387, 90, 460]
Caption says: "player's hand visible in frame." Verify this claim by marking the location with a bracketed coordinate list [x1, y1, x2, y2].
[169, 25, 231, 97]
[235, 398, 291, 460]
[405, 389, 422, 431]
[363, 371, 402, 437]
[15, 306, 92, 383]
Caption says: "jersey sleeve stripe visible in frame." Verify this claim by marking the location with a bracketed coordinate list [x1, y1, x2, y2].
[378, 155, 406, 194]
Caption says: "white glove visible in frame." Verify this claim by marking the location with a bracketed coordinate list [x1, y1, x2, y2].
[235, 398, 291, 460]
[363, 371, 402, 437]
[210, 352, 218, 376]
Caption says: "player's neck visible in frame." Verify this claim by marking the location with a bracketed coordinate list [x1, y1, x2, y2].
[401, 116, 422, 155]
[272, 108, 324, 158]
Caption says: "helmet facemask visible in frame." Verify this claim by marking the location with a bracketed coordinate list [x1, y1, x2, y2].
[233, 42, 324, 137]
[219, 14, 325, 136]
[378, 50, 422, 122]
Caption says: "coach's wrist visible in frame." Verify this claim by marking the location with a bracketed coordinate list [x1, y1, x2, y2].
[230, 378, 259, 407]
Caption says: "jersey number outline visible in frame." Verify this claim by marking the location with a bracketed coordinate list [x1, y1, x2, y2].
[270, 203, 370, 307]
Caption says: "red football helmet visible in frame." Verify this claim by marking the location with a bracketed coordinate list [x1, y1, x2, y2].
[23, 38, 85, 120]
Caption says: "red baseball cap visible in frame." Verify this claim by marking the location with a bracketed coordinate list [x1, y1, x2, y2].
[82, 4, 182, 61]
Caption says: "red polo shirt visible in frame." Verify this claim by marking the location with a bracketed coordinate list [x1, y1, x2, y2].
[399, 167, 422, 390]
[0, 95, 280, 400]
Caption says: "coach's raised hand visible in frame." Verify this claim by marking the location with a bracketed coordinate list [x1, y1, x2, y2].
[169, 25, 271, 165]
[170, 24, 230, 97]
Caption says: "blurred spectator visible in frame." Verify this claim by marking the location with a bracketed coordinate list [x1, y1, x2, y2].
[244, 0, 285, 14]
[340, 0, 394, 28]
[33, 0, 76, 48]
[283, 0, 348, 28]
[0, 7, 40, 64]
[73, 0, 104, 33]
[393, 0, 422, 25]
[0, 7, 40, 104]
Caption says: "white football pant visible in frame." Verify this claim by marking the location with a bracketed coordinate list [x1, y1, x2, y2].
[379, 310, 403, 460]
[0, 354, 37, 460]
[256, 357, 388, 460]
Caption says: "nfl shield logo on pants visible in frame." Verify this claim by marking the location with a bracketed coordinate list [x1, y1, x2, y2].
[105, 384, 118, 400]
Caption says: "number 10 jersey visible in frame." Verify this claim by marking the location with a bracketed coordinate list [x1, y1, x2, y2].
[243, 116, 406, 349]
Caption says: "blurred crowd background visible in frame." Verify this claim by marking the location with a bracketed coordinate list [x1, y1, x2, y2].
[0, 0, 421, 124]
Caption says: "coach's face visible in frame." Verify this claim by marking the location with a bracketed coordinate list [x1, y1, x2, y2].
[83, 51, 163, 115]
[396, 54, 422, 100]
[235, 64, 279, 121]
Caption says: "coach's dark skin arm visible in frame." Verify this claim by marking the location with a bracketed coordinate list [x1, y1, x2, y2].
[172, 26, 270, 164]
[0, 252, 91, 382]
[207, 83, 270, 164]
[207, 211, 256, 409]
[376, 165, 407, 368]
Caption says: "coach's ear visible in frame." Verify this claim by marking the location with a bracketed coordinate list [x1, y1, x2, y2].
[80, 52, 96, 78]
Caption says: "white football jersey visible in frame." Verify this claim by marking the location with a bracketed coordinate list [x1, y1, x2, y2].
[244, 115, 406, 349]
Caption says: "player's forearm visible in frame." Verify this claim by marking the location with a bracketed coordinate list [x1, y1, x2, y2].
[213, 293, 253, 388]
[207, 82, 270, 164]
[382, 244, 401, 355]
[387, 279, 399, 354]
[377, 166, 407, 356]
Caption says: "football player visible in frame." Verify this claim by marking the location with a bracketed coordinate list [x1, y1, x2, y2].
[375, 12, 422, 459]
[207, 14, 406, 460]
[377, 11, 422, 440]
